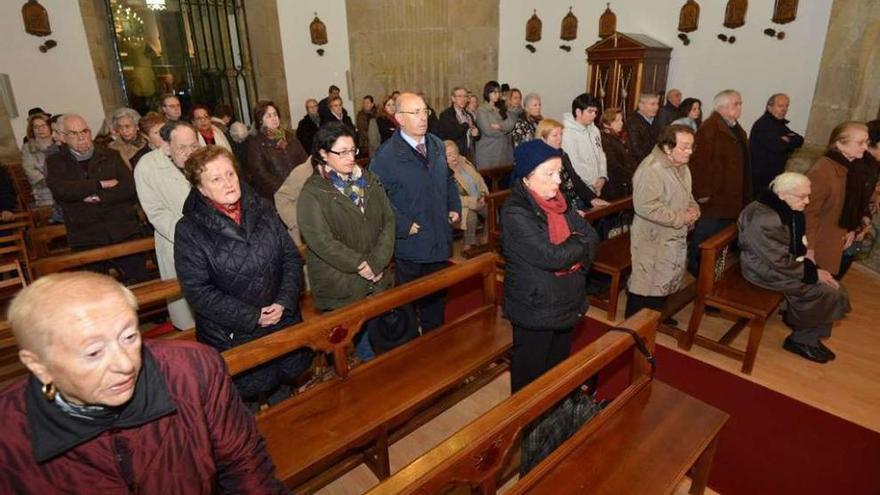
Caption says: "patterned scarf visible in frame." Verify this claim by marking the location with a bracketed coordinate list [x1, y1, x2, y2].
[323, 165, 367, 212]
[263, 127, 288, 150]
[210, 198, 242, 225]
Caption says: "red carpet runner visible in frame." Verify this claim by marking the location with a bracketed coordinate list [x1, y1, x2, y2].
[446, 276, 880, 495]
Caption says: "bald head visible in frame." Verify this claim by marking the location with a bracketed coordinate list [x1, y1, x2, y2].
[59, 113, 94, 154]
[9, 272, 138, 356]
[395, 92, 429, 139]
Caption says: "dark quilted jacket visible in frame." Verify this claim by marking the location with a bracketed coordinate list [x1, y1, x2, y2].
[501, 180, 599, 330]
[174, 183, 304, 352]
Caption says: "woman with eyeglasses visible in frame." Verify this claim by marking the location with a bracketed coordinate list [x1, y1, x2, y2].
[175, 145, 312, 410]
[244, 99, 308, 201]
[297, 123, 395, 359]
[475, 80, 516, 169]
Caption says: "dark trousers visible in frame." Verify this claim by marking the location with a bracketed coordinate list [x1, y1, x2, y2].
[788, 323, 832, 346]
[687, 217, 735, 277]
[837, 253, 855, 280]
[624, 292, 668, 319]
[394, 258, 448, 332]
[511, 325, 573, 393]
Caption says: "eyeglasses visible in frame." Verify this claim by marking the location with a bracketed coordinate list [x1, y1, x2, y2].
[174, 144, 201, 154]
[328, 148, 360, 158]
[675, 145, 696, 153]
[63, 129, 92, 139]
[398, 108, 433, 117]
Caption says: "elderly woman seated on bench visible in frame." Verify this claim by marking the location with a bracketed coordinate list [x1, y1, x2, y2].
[0, 272, 287, 493]
[737, 172, 851, 364]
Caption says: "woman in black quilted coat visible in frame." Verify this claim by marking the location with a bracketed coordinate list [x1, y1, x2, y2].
[175, 145, 312, 407]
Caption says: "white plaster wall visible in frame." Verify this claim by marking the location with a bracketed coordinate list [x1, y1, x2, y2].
[0, 0, 105, 143]
[276, 0, 353, 124]
[499, 0, 834, 134]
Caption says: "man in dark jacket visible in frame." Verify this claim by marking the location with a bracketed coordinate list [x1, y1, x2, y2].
[370, 92, 462, 332]
[749, 93, 804, 196]
[47, 114, 147, 283]
[317, 85, 344, 122]
[655, 88, 682, 129]
[0, 272, 288, 493]
[295, 98, 321, 153]
[321, 96, 357, 137]
[624, 93, 662, 164]
[688, 89, 751, 275]
[436, 86, 480, 158]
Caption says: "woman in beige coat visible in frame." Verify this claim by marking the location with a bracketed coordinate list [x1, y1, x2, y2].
[805, 121, 869, 277]
[626, 125, 700, 318]
[444, 140, 489, 249]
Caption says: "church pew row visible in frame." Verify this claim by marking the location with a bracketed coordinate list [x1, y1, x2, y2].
[481, 191, 634, 320]
[219, 253, 510, 493]
[478, 164, 513, 192]
[677, 224, 783, 374]
[367, 309, 729, 495]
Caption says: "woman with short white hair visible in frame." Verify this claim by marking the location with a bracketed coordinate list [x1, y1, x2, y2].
[738, 171, 850, 363]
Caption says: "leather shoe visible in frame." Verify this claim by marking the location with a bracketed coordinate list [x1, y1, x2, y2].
[783, 338, 829, 363]
[817, 341, 836, 361]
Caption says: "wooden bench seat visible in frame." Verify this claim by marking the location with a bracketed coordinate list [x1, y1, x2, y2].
[479, 164, 513, 192]
[366, 309, 728, 495]
[582, 196, 633, 320]
[221, 253, 509, 493]
[679, 224, 783, 374]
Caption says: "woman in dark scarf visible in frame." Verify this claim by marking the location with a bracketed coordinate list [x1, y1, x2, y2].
[244, 100, 308, 200]
[804, 121, 869, 278]
[837, 119, 880, 277]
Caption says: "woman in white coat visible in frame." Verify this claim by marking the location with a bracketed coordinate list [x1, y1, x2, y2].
[192, 105, 232, 151]
[134, 121, 200, 330]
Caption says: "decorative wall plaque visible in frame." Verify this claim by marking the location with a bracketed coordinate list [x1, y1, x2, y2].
[678, 0, 700, 33]
[309, 13, 328, 46]
[561, 7, 578, 41]
[598, 3, 616, 39]
[771, 0, 798, 24]
[22, 0, 51, 37]
[723, 0, 748, 29]
[526, 10, 542, 43]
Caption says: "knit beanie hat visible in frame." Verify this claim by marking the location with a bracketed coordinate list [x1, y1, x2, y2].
[513, 139, 561, 181]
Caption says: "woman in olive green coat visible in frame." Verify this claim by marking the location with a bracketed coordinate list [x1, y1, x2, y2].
[297, 123, 395, 314]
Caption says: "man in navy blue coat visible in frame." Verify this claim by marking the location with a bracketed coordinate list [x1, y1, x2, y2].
[750, 93, 804, 196]
[370, 92, 462, 331]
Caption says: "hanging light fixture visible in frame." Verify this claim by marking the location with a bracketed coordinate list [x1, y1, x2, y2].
[146, 0, 166, 11]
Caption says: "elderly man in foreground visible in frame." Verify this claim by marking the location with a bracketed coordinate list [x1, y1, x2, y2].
[0, 272, 288, 493]
[738, 172, 850, 364]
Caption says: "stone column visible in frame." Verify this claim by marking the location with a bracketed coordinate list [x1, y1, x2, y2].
[804, 0, 880, 146]
[244, 0, 291, 124]
[78, 0, 125, 116]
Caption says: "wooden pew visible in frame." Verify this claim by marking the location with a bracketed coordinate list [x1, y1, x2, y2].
[367, 309, 728, 495]
[679, 224, 783, 374]
[30, 236, 157, 278]
[221, 253, 511, 493]
[28, 224, 68, 259]
[582, 196, 634, 320]
[478, 164, 513, 192]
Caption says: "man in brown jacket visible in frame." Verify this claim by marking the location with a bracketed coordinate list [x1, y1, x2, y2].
[687, 89, 751, 275]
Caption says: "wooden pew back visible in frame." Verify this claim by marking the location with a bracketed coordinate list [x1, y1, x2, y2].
[222, 253, 498, 379]
[478, 164, 513, 192]
[366, 309, 660, 495]
[30, 236, 156, 278]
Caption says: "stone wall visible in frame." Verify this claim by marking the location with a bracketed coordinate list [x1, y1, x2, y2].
[79, 0, 126, 118]
[245, 0, 291, 123]
[345, 0, 498, 112]
[805, 0, 880, 145]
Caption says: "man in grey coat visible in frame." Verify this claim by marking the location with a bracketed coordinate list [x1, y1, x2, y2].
[738, 172, 850, 363]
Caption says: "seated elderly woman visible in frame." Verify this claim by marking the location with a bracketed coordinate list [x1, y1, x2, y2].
[444, 139, 489, 250]
[174, 145, 312, 409]
[107, 107, 149, 170]
[297, 123, 397, 356]
[0, 272, 287, 493]
[738, 172, 851, 363]
[502, 139, 599, 393]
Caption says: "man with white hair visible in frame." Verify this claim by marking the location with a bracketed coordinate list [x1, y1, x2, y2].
[738, 172, 850, 363]
[625, 93, 662, 163]
[688, 89, 751, 275]
[0, 272, 288, 492]
[46, 114, 147, 283]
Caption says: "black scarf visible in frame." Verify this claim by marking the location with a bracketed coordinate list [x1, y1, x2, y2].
[832, 148, 879, 230]
[26, 346, 177, 463]
[757, 189, 807, 258]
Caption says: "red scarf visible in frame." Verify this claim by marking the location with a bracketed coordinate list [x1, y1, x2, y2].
[198, 127, 215, 145]
[527, 188, 582, 276]
[210, 199, 242, 225]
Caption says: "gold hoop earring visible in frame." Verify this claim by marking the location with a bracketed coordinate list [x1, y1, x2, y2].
[41, 382, 57, 401]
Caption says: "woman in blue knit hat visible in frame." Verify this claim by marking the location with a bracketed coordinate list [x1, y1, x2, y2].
[501, 139, 600, 393]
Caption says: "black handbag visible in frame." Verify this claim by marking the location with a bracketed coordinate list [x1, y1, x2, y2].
[366, 304, 420, 354]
